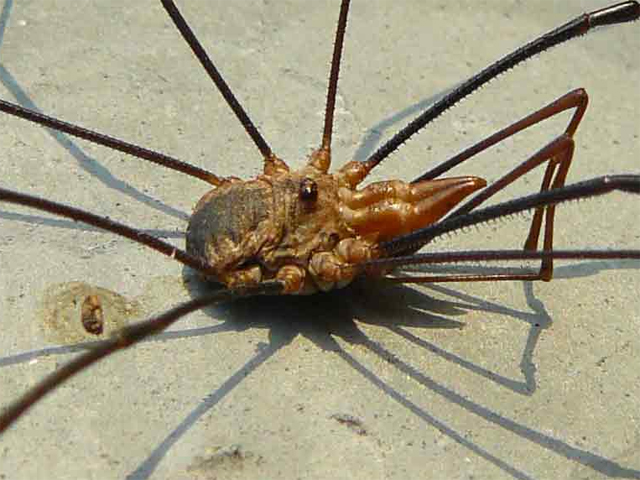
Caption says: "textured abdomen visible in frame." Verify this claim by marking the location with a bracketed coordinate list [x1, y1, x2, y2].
[186, 183, 274, 275]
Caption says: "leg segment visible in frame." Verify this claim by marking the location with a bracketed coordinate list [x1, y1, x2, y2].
[0, 99, 225, 186]
[386, 90, 590, 282]
[339, 89, 586, 193]
[160, 0, 276, 165]
[0, 188, 216, 275]
[452, 134, 575, 280]
[320, 0, 351, 155]
[414, 88, 588, 182]
[386, 135, 575, 281]
[363, 3, 639, 171]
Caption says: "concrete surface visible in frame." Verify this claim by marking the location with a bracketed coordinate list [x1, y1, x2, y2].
[0, 1, 638, 479]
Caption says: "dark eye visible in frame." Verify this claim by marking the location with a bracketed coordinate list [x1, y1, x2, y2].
[299, 178, 318, 203]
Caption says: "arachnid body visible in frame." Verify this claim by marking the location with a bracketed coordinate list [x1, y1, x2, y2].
[186, 145, 485, 293]
[0, 1, 639, 479]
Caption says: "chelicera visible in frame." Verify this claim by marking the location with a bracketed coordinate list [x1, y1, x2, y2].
[0, 0, 639, 434]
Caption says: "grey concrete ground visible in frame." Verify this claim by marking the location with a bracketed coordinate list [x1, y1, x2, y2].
[0, 1, 638, 479]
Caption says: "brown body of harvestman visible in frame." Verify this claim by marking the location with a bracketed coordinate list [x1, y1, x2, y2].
[0, 0, 639, 432]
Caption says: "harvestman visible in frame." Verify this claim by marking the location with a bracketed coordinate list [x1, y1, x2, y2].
[0, 0, 639, 432]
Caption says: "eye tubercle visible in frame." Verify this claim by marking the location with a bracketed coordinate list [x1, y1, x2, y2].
[299, 178, 318, 202]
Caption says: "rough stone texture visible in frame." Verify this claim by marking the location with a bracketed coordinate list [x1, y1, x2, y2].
[0, 1, 638, 479]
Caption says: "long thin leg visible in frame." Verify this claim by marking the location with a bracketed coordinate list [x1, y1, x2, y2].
[0, 188, 215, 275]
[0, 99, 224, 186]
[370, 249, 640, 284]
[160, 0, 276, 165]
[390, 133, 577, 281]
[413, 88, 587, 183]
[321, 0, 351, 154]
[309, 0, 351, 173]
[0, 280, 284, 433]
[369, 175, 640, 282]
[459, 135, 575, 280]
[390, 89, 589, 279]
[361, 2, 639, 172]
